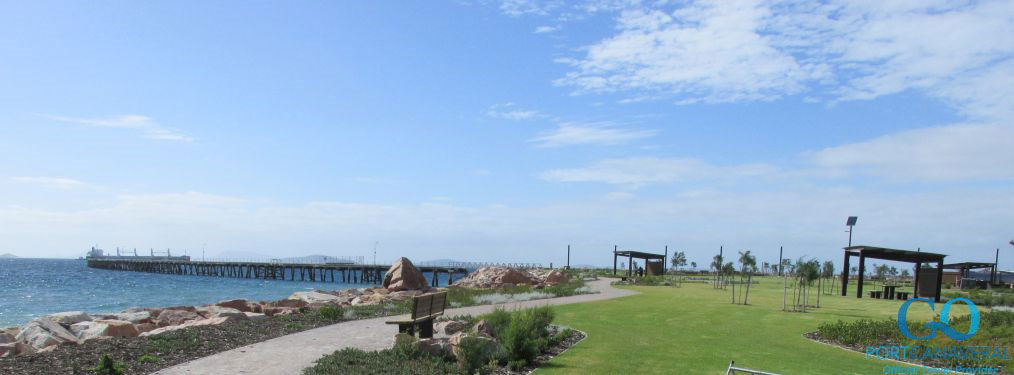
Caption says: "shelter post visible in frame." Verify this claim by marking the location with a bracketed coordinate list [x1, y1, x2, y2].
[935, 260, 944, 303]
[841, 251, 850, 297]
[857, 253, 866, 298]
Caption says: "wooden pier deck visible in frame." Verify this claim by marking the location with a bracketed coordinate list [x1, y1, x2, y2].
[85, 258, 471, 287]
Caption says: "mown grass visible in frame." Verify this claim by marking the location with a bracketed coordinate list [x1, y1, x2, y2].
[541, 276, 957, 374]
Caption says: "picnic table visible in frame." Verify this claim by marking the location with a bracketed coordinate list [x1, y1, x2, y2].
[883, 285, 897, 300]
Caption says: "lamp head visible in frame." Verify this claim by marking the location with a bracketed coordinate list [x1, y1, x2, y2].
[846, 216, 858, 226]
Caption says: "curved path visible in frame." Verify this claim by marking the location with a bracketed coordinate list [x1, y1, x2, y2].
[155, 278, 636, 375]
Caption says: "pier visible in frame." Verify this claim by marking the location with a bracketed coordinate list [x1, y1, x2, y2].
[85, 258, 540, 287]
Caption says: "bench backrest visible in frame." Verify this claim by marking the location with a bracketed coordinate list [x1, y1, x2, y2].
[410, 291, 447, 320]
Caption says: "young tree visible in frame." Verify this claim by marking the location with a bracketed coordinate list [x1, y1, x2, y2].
[711, 254, 724, 289]
[690, 261, 697, 271]
[723, 262, 736, 299]
[671, 251, 687, 287]
[739, 250, 757, 304]
[821, 261, 835, 294]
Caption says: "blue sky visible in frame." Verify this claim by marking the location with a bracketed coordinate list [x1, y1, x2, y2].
[1, 1, 1012, 270]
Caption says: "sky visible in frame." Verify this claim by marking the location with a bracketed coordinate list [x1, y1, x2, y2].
[1, 0, 1012, 270]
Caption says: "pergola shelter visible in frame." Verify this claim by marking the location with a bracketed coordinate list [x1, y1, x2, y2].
[613, 250, 666, 277]
[841, 246, 947, 302]
[942, 262, 998, 287]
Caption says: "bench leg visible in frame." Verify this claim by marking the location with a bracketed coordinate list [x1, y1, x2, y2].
[398, 323, 415, 337]
[418, 319, 434, 339]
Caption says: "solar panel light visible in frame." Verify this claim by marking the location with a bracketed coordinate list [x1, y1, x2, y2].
[846, 216, 858, 226]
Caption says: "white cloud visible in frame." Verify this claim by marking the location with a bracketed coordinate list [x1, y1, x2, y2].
[534, 25, 559, 33]
[528, 122, 658, 147]
[486, 103, 542, 120]
[555, 4, 822, 103]
[809, 123, 1014, 180]
[10, 176, 88, 189]
[45, 114, 194, 142]
[539, 157, 776, 188]
[552, 0, 1014, 121]
[500, 0, 560, 17]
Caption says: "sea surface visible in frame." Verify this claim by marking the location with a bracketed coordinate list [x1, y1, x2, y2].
[0, 258, 456, 328]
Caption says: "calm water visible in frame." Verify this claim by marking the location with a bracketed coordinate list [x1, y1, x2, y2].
[0, 258, 456, 328]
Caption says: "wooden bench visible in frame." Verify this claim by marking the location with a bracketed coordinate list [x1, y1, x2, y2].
[385, 291, 447, 339]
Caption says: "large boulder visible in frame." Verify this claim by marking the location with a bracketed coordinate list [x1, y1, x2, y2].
[473, 319, 496, 338]
[68, 321, 96, 338]
[216, 299, 252, 312]
[244, 312, 267, 321]
[43, 311, 92, 326]
[435, 320, 468, 335]
[0, 342, 15, 357]
[418, 337, 453, 358]
[0, 332, 14, 344]
[543, 269, 570, 285]
[453, 267, 540, 288]
[16, 318, 79, 350]
[449, 333, 499, 364]
[382, 257, 429, 292]
[196, 305, 248, 320]
[78, 320, 139, 341]
[108, 311, 152, 324]
[141, 316, 230, 337]
[288, 291, 342, 304]
[155, 309, 202, 327]
[268, 299, 308, 309]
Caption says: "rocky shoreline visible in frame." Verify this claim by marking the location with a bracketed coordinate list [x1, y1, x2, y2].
[1, 257, 573, 372]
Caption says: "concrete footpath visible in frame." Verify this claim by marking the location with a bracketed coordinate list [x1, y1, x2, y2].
[155, 278, 637, 375]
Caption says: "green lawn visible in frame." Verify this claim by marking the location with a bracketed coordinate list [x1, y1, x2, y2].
[540, 277, 970, 375]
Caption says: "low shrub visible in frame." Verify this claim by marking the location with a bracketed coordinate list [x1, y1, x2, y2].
[499, 306, 555, 366]
[456, 335, 497, 374]
[303, 347, 457, 375]
[93, 354, 125, 375]
[317, 305, 344, 321]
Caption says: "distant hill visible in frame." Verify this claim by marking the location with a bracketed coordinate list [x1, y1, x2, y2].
[0, 253, 17, 258]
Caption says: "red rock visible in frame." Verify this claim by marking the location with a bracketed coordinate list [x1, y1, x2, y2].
[78, 320, 139, 341]
[216, 299, 252, 312]
[382, 257, 429, 292]
[155, 309, 201, 327]
[267, 299, 308, 308]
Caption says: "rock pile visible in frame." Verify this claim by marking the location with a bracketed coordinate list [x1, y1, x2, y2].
[451, 267, 569, 288]
[2, 257, 444, 358]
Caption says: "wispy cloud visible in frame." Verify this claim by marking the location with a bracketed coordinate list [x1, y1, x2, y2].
[500, 0, 560, 17]
[809, 123, 1014, 180]
[533, 25, 559, 33]
[539, 157, 776, 188]
[10, 176, 89, 189]
[528, 122, 658, 147]
[45, 114, 194, 142]
[486, 103, 542, 120]
[551, 0, 1014, 121]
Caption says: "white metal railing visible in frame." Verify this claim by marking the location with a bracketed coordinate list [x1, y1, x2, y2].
[727, 361, 779, 375]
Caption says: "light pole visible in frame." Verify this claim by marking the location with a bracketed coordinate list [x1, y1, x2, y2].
[846, 216, 858, 247]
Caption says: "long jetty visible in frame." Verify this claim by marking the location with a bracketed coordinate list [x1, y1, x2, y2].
[85, 258, 542, 287]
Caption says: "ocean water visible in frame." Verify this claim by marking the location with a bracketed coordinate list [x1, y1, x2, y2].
[0, 258, 457, 328]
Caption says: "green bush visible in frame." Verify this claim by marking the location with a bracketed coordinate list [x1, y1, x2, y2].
[456, 335, 497, 374]
[93, 354, 125, 375]
[551, 328, 574, 345]
[499, 306, 554, 366]
[317, 305, 344, 321]
[138, 354, 161, 364]
[478, 307, 513, 337]
[303, 347, 457, 375]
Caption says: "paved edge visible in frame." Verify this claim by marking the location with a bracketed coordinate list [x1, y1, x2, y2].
[154, 278, 637, 375]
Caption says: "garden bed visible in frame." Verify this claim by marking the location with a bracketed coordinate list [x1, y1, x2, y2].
[0, 304, 408, 375]
[805, 311, 1014, 373]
